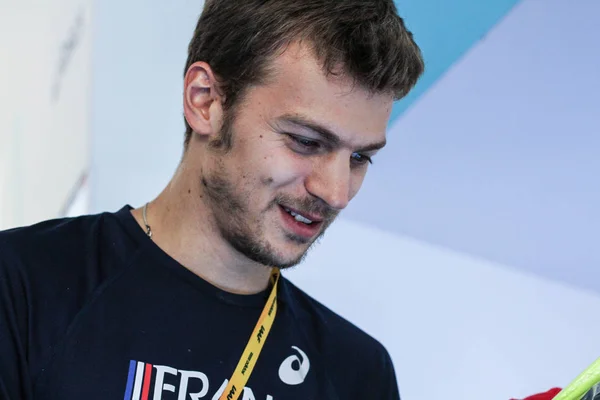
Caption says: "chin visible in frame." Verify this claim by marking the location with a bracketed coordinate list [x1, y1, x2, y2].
[265, 240, 316, 270]
[226, 234, 307, 269]
[273, 237, 320, 269]
[224, 221, 323, 269]
[271, 253, 309, 270]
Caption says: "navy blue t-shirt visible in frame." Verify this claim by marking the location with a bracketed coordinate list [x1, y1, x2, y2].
[0, 206, 400, 400]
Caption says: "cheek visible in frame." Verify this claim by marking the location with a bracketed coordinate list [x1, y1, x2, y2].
[262, 150, 312, 188]
[348, 169, 368, 200]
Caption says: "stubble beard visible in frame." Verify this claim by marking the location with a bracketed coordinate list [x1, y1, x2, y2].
[201, 170, 327, 270]
[200, 118, 335, 270]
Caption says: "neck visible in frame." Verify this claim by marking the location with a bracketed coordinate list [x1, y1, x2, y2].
[131, 164, 272, 295]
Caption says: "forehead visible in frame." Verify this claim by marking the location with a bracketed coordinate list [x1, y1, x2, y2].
[245, 43, 393, 146]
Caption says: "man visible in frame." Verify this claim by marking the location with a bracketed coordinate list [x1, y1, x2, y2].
[0, 1, 424, 399]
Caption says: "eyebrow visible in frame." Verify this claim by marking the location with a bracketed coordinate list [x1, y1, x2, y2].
[277, 114, 387, 153]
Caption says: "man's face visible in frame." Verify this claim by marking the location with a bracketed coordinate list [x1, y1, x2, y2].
[200, 44, 393, 269]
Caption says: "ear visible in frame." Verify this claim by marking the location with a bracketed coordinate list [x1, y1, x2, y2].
[183, 62, 224, 138]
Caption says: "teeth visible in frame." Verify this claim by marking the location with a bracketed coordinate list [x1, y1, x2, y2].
[283, 206, 313, 224]
[294, 214, 313, 224]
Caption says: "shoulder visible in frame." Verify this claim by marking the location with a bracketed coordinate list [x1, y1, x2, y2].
[0, 213, 96, 281]
[281, 278, 399, 395]
[0, 209, 135, 283]
[0, 207, 140, 370]
[282, 277, 388, 353]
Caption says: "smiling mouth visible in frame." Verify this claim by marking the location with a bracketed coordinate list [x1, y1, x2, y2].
[277, 204, 325, 241]
[281, 206, 315, 224]
[280, 204, 327, 225]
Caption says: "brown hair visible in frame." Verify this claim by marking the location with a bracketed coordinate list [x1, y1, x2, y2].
[183, 0, 425, 149]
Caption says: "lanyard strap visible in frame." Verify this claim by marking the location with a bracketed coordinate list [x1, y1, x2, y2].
[219, 268, 280, 400]
[553, 357, 600, 400]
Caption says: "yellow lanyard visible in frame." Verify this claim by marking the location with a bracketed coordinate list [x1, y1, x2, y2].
[553, 356, 600, 400]
[218, 268, 280, 400]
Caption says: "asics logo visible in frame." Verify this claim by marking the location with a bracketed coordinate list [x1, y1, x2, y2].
[278, 346, 310, 386]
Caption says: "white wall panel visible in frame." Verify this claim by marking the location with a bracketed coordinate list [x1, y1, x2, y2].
[0, 0, 92, 229]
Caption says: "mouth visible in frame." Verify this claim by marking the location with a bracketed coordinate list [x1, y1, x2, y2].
[278, 204, 323, 239]
[281, 205, 322, 224]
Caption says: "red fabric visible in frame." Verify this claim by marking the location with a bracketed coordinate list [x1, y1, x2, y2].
[511, 388, 562, 400]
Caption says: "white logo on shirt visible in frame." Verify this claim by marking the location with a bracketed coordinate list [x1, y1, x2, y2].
[278, 346, 310, 386]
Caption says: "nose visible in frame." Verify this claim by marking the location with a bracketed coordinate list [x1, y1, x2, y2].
[305, 155, 351, 210]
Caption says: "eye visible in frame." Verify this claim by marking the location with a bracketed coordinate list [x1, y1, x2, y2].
[351, 152, 373, 165]
[287, 134, 321, 152]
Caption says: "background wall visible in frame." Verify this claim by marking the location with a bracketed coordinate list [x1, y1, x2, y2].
[0, 0, 92, 229]
[2, 0, 599, 399]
